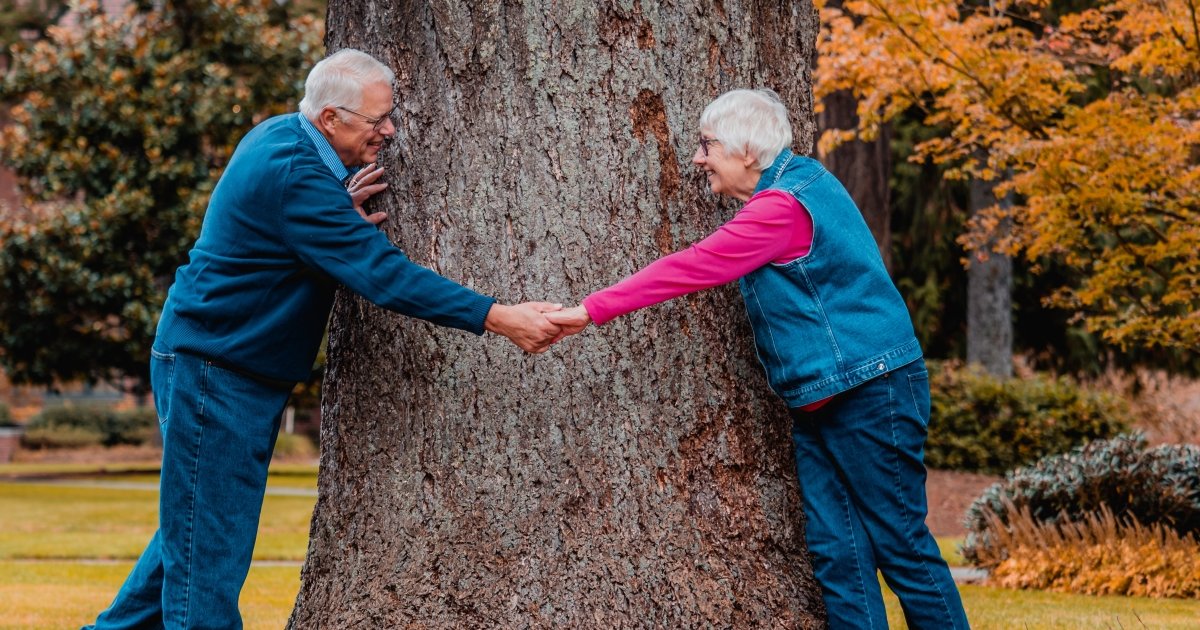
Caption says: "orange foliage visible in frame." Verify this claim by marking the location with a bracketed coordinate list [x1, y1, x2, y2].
[816, 0, 1200, 350]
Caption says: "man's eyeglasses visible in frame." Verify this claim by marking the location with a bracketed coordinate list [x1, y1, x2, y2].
[699, 136, 720, 157]
[336, 104, 398, 132]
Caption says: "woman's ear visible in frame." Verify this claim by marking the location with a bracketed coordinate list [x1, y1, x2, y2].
[741, 152, 757, 169]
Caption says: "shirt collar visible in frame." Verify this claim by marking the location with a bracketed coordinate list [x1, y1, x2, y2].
[297, 113, 352, 183]
[753, 148, 794, 196]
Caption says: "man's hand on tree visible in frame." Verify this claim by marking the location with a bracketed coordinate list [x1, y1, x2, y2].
[347, 162, 389, 225]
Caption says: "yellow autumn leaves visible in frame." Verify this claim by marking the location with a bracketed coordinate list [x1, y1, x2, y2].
[816, 0, 1200, 350]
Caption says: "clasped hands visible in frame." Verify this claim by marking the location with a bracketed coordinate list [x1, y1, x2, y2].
[484, 303, 591, 354]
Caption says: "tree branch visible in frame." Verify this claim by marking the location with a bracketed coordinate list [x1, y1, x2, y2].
[1186, 0, 1200, 68]
[863, 1, 1049, 141]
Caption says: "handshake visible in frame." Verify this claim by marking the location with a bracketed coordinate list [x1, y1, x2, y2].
[483, 302, 592, 354]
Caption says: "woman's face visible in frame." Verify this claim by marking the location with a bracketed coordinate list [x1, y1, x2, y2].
[692, 134, 759, 202]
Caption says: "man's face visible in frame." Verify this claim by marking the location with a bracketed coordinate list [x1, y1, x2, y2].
[327, 81, 396, 167]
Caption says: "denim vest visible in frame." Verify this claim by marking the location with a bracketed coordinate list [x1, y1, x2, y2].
[738, 149, 922, 407]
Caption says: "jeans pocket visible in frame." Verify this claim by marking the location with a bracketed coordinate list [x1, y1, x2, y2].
[150, 349, 176, 425]
[906, 367, 931, 427]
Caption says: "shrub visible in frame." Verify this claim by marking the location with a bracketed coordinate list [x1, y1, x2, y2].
[978, 502, 1200, 598]
[926, 360, 1131, 474]
[21, 405, 158, 449]
[20, 425, 106, 449]
[107, 407, 159, 445]
[273, 432, 316, 460]
[0, 401, 11, 426]
[963, 434, 1200, 567]
[1092, 367, 1200, 446]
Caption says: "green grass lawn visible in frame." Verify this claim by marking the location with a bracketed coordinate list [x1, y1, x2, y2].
[936, 536, 965, 567]
[0, 480, 314, 561]
[0, 560, 299, 630]
[924, 584, 1200, 629]
[0, 466, 314, 628]
[3, 465, 1199, 628]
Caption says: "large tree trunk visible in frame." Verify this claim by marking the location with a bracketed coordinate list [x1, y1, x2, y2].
[290, 1, 824, 627]
[967, 171, 1013, 378]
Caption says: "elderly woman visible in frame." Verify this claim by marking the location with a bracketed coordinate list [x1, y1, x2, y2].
[549, 89, 969, 629]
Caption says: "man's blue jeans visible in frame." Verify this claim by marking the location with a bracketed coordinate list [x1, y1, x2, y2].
[86, 349, 291, 629]
[790, 359, 969, 630]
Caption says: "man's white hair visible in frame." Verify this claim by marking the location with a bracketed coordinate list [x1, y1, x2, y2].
[299, 48, 396, 121]
[699, 89, 793, 171]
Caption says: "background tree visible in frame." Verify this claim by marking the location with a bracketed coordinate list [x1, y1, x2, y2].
[816, 0, 895, 271]
[290, 0, 826, 626]
[0, 0, 323, 390]
[966, 166, 1013, 377]
[0, 0, 66, 66]
[816, 0, 1200, 353]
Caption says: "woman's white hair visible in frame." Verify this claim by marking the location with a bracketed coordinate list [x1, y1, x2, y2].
[699, 89, 792, 171]
[298, 48, 396, 121]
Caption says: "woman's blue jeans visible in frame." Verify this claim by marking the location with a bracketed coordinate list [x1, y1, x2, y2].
[85, 349, 291, 629]
[790, 359, 969, 630]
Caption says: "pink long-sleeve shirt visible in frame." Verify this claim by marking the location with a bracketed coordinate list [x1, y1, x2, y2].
[582, 189, 830, 411]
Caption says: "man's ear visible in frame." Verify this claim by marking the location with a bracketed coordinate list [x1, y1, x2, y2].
[315, 107, 340, 134]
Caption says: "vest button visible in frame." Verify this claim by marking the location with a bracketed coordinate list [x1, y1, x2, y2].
[878, 363, 885, 371]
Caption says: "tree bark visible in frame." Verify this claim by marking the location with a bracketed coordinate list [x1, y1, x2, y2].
[290, 1, 824, 627]
[967, 172, 1013, 378]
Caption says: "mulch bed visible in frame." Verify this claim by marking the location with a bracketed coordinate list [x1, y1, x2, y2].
[9, 444, 163, 465]
[924, 469, 1001, 537]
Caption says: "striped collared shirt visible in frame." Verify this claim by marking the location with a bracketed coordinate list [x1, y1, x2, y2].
[297, 112, 353, 183]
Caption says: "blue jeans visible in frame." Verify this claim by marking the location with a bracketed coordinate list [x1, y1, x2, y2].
[790, 359, 969, 630]
[86, 349, 291, 629]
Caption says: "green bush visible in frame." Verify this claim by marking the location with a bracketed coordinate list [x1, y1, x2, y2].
[273, 432, 316, 460]
[106, 407, 159, 445]
[962, 433, 1200, 566]
[0, 401, 11, 426]
[20, 425, 106, 449]
[926, 360, 1131, 474]
[21, 405, 158, 449]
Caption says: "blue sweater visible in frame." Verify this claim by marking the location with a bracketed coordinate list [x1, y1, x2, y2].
[155, 114, 495, 381]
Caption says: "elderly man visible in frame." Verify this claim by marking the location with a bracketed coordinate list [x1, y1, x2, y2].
[86, 49, 561, 629]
